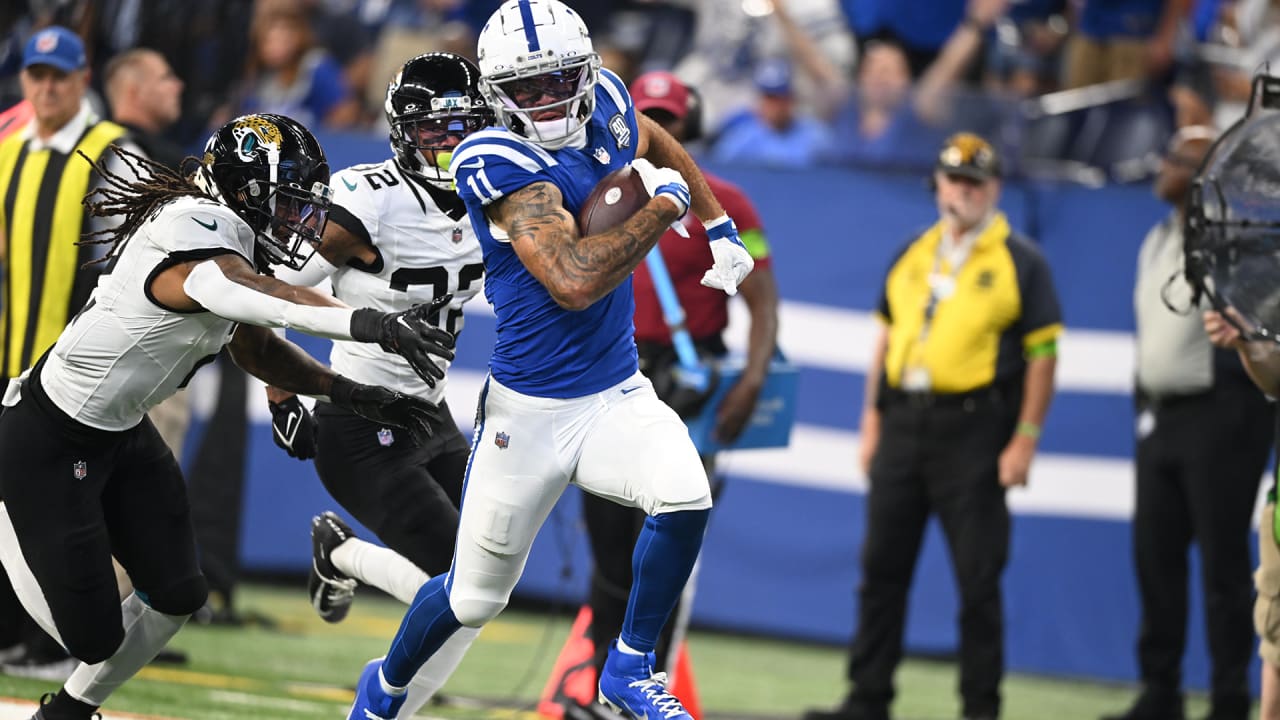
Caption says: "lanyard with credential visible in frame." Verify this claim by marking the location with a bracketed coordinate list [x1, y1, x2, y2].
[903, 232, 975, 390]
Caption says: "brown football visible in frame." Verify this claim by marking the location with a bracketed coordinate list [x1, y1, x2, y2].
[576, 165, 651, 236]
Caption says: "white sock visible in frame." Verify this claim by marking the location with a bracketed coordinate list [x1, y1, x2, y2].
[64, 594, 187, 705]
[331, 538, 430, 606]
[378, 665, 408, 696]
[395, 626, 480, 719]
[617, 638, 645, 656]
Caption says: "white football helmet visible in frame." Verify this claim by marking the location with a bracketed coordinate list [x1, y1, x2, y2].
[477, 0, 602, 149]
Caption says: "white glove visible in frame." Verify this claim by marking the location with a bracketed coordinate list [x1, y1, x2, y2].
[630, 158, 691, 217]
[700, 215, 754, 297]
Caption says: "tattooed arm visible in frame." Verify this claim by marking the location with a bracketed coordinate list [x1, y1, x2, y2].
[486, 180, 681, 311]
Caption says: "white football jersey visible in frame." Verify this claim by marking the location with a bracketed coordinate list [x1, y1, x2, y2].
[327, 159, 484, 403]
[40, 196, 256, 431]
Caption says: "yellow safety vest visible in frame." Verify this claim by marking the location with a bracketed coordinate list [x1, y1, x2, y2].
[0, 120, 125, 379]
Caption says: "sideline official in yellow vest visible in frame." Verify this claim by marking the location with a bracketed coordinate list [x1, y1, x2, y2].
[0, 26, 136, 384]
[806, 133, 1062, 720]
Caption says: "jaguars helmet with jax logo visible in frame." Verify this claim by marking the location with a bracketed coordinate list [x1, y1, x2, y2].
[386, 52, 494, 190]
[196, 113, 333, 270]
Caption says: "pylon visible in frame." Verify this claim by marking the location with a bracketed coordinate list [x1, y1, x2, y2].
[538, 605, 598, 718]
[667, 641, 702, 719]
[539, 604, 704, 718]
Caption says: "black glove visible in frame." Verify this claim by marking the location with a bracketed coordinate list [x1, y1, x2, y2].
[268, 395, 319, 460]
[329, 375, 438, 445]
[350, 296, 456, 388]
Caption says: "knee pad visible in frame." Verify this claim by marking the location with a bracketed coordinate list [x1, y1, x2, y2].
[138, 573, 208, 616]
[448, 592, 508, 627]
[648, 477, 713, 516]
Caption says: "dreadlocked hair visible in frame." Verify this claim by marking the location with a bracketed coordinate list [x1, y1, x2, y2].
[78, 144, 216, 266]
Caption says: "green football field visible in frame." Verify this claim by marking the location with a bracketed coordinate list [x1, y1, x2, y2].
[0, 582, 1220, 719]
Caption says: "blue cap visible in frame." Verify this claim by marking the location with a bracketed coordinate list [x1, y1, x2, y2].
[754, 59, 792, 96]
[23, 26, 86, 72]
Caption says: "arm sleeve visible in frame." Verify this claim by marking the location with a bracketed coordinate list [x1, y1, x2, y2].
[183, 259, 359, 340]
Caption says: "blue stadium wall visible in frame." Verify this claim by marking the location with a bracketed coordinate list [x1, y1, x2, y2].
[188, 131, 1268, 692]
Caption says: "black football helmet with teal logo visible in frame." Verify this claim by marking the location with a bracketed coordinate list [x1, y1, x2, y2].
[386, 53, 493, 189]
[197, 113, 333, 270]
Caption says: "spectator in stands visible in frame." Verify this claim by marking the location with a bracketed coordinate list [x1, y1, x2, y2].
[805, 132, 1061, 720]
[223, 0, 360, 130]
[104, 48, 185, 170]
[708, 59, 832, 167]
[0, 24, 136, 683]
[1101, 125, 1272, 720]
[1062, 0, 1190, 89]
[840, 0, 968, 76]
[809, 0, 1010, 169]
[982, 0, 1068, 97]
[675, 0, 855, 135]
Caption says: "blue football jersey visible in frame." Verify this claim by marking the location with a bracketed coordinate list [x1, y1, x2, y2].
[452, 69, 641, 398]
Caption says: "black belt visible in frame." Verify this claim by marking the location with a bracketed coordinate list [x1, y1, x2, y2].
[1135, 387, 1213, 412]
[880, 384, 1003, 410]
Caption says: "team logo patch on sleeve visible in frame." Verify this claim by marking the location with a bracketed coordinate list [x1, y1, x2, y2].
[608, 114, 631, 150]
[495, 431, 510, 449]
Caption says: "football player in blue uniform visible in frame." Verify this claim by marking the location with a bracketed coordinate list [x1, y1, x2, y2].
[346, 1, 754, 719]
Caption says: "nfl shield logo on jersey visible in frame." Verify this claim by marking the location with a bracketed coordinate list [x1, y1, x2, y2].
[494, 431, 510, 449]
[377, 428, 395, 447]
[452, 225, 463, 244]
[73, 460, 87, 480]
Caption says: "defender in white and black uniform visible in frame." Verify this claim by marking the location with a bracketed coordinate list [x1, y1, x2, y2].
[265, 54, 491, 720]
[0, 113, 453, 720]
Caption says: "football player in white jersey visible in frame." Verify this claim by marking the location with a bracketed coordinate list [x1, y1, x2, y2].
[0, 113, 456, 720]
[347, 2, 756, 720]
[264, 53, 492, 719]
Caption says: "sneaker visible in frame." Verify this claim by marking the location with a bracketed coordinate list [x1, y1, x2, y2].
[598, 640, 692, 720]
[347, 657, 406, 720]
[2, 651, 78, 682]
[310, 511, 358, 623]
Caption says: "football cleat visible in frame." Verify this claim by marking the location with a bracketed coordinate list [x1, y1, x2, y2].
[347, 657, 406, 720]
[598, 640, 693, 719]
[309, 511, 358, 623]
[28, 693, 102, 720]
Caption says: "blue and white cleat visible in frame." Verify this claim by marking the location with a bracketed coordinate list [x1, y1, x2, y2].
[597, 640, 693, 719]
[347, 657, 406, 720]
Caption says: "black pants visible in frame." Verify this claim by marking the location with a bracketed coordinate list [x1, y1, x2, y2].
[0, 367, 206, 664]
[1132, 382, 1273, 711]
[847, 393, 1013, 719]
[313, 400, 468, 577]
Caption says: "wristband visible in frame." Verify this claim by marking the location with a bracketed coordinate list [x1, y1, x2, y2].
[1016, 420, 1041, 439]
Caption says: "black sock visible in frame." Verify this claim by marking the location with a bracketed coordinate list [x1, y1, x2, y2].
[45, 689, 98, 719]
